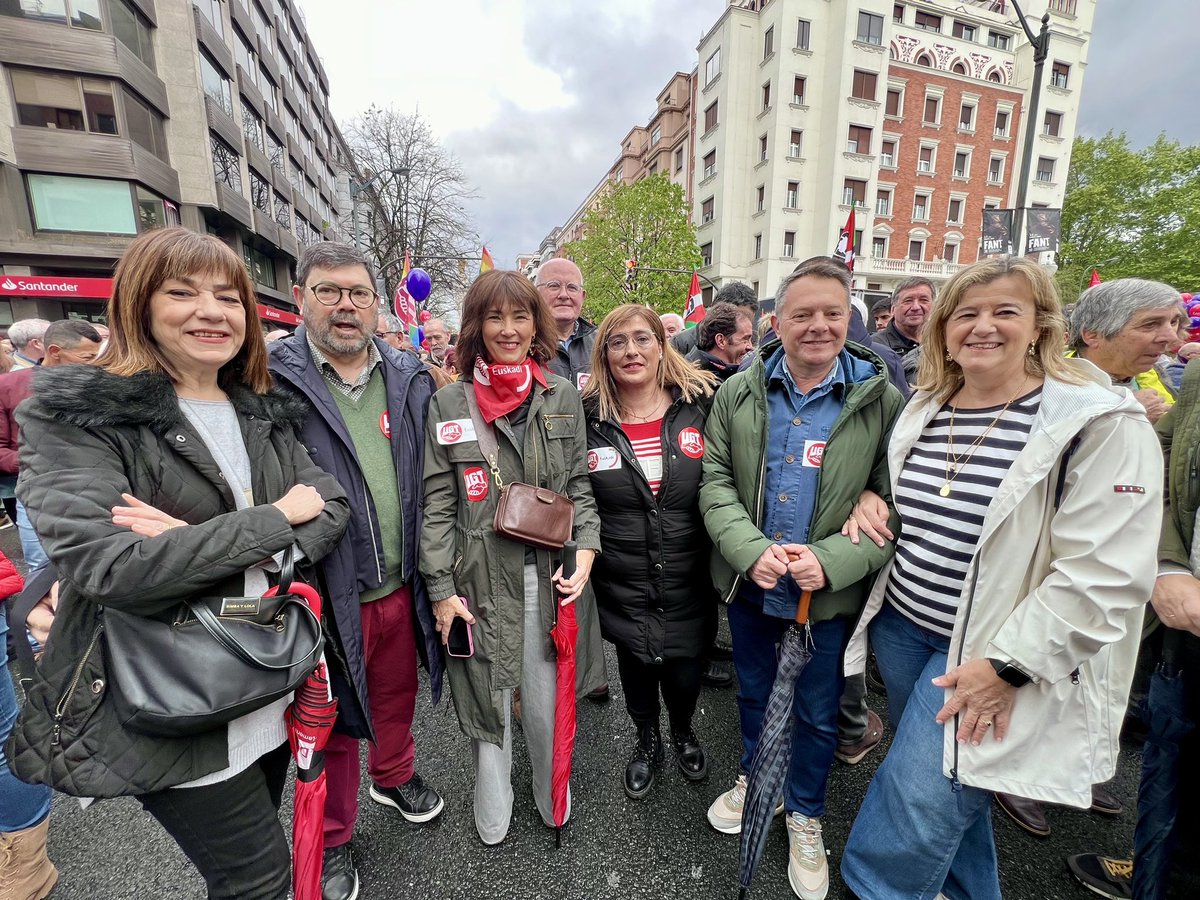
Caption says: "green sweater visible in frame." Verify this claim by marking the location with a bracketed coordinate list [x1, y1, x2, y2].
[331, 368, 404, 602]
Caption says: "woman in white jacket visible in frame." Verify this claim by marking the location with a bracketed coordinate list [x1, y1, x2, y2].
[838, 256, 1163, 900]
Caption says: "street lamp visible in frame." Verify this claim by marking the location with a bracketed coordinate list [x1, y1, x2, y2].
[350, 166, 410, 252]
[1009, 3, 1052, 257]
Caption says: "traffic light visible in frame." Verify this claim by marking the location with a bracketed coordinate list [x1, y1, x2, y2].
[624, 258, 637, 290]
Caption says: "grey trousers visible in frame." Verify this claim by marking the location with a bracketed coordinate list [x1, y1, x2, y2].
[472, 564, 571, 844]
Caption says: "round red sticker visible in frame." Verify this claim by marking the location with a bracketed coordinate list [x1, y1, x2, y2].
[464, 467, 489, 501]
[805, 441, 826, 467]
[379, 411, 391, 439]
[678, 427, 705, 459]
[440, 421, 463, 444]
[587, 449, 599, 472]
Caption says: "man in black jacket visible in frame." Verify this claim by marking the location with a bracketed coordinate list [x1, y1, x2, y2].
[673, 281, 759, 355]
[685, 303, 754, 383]
[537, 258, 596, 389]
[875, 277, 934, 356]
[270, 242, 443, 900]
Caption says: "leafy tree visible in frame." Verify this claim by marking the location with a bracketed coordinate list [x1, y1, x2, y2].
[1057, 132, 1200, 301]
[565, 175, 702, 323]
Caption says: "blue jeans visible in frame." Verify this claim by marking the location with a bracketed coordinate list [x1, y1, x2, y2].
[16, 500, 48, 573]
[841, 604, 1001, 900]
[728, 597, 848, 817]
[1, 606, 53, 831]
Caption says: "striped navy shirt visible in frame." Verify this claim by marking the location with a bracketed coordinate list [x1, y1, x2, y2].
[885, 387, 1042, 638]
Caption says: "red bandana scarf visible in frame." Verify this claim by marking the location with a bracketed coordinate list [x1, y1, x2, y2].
[472, 357, 548, 423]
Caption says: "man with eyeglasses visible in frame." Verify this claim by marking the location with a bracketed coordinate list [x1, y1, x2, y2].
[537, 258, 597, 390]
[268, 242, 445, 900]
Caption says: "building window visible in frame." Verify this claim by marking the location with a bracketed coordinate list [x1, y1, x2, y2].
[847, 124, 873, 155]
[135, 186, 168, 230]
[886, 88, 902, 117]
[943, 242, 959, 264]
[908, 239, 925, 261]
[249, 170, 270, 212]
[914, 11, 942, 32]
[987, 31, 1011, 50]
[953, 20, 976, 41]
[651, 125, 661, 146]
[892, 3, 904, 24]
[876, 189, 892, 216]
[988, 156, 1004, 183]
[918, 145, 934, 173]
[763, 26, 774, 60]
[761, 82, 771, 112]
[923, 95, 941, 124]
[916, 52, 934, 67]
[1051, 61, 1070, 89]
[913, 193, 930, 221]
[783, 231, 795, 258]
[851, 70, 878, 101]
[758, 134, 768, 162]
[786, 181, 799, 208]
[988, 70, 1003, 83]
[880, 139, 896, 167]
[952, 61, 968, 76]
[756, 185, 765, 213]
[697, 242, 712, 267]
[273, 191, 291, 230]
[109, 0, 155, 67]
[674, 147, 684, 173]
[12, 70, 116, 135]
[122, 87, 168, 160]
[754, 233, 763, 259]
[857, 11, 884, 45]
[995, 109, 1010, 136]
[793, 76, 807, 105]
[27, 174, 138, 234]
[1036, 157, 1056, 182]
[1044, 110, 1063, 137]
[242, 106, 265, 153]
[873, 236, 888, 258]
[211, 134, 242, 193]
[235, 29, 260, 90]
[703, 150, 716, 178]
[704, 101, 719, 132]
[2, 0, 101, 30]
[260, 70, 278, 113]
[953, 150, 969, 177]
[200, 52, 233, 117]
[243, 242, 276, 288]
[948, 197, 964, 223]
[701, 197, 714, 224]
[843, 178, 867, 207]
[267, 131, 285, 171]
[796, 18, 811, 50]
[789, 129, 803, 158]
[196, 0, 223, 36]
[705, 48, 721, 86]
[959, 103, 975, 130]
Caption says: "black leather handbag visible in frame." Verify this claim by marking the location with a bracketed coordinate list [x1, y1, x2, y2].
[103, 548, 324, 737]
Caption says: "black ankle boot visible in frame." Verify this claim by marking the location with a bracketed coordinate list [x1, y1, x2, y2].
[624, 723, 663, 799]
[672, 727, 708, 781]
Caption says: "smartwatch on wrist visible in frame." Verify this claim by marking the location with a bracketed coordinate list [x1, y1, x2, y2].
[988, 658, 1032, 688]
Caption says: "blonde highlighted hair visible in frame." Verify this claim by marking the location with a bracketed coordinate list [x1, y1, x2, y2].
[582, 304, 716, 421]
[916, 255, 1081, 400]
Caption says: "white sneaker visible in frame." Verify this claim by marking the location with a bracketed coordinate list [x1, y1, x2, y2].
[706, 773, 785, 835]
[786, 812, 829, 899]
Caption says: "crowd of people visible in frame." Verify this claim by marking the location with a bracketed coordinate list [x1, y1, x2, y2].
[0, 228, 1197, 900]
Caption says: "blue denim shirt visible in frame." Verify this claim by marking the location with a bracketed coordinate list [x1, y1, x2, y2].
[740, 347, 847, 617]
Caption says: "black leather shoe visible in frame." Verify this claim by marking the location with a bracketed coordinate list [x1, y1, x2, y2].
[995, 791, 1050, 836]
[701, 660, 734, 689]
[587, 682, 610, 702]
[624, 723, 663, 799]
[1090, 783, 1123, 816]
[322, 843, 359, 900]
[707, 641, 734, 662]
[369, 772, 445, 823]
[672, 728, 708, 781]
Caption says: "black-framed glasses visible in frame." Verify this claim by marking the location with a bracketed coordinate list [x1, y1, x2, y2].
[606, 332, 658, 353]
[307, 282, 378, 309]
[375, 330, 398, 338]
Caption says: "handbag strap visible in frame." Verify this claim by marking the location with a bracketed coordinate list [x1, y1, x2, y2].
[186, 592, 322, 672]
[464, 384, 505, 489]
[6, 564, 58, 691]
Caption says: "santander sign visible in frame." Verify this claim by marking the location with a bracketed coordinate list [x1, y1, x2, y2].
[0, 275, 113, 298]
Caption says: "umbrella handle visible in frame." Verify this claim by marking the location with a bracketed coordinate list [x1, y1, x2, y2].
[555, 540, 578, 627]
[794, 590, 812, 626]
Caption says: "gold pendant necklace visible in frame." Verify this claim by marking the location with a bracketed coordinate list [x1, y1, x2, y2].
[941, 382, 1027, 497]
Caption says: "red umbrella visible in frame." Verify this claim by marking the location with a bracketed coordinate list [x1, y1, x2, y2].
[549, 540, 580, 848]
[264, 576, 337, 900]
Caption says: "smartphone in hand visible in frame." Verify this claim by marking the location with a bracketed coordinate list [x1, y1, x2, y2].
[447, 598, 474, 658]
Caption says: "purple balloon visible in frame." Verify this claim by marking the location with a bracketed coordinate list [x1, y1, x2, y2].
[416, 326, 425, 346]
[406, 268, 432, 302]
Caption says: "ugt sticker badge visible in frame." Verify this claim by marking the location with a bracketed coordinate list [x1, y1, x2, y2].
[464, 466, 489, 501]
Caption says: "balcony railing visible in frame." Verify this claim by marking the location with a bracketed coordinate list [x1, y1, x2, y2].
[858, 256, 963, 279]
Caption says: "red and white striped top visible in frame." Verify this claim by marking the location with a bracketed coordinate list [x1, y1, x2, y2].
[620, 418, 664, 496]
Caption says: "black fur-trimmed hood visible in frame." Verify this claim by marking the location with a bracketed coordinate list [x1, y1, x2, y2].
[30, 365, 310, 434]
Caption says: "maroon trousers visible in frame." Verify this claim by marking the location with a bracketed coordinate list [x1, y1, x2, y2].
[323, 585, 417, 847]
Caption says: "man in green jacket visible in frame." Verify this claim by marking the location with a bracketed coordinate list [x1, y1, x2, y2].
[700, 256, 903, 900]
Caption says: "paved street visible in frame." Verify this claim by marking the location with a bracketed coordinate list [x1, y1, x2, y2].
[6, 530, 1139, 900]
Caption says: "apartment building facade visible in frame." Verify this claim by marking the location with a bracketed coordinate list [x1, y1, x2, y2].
[0, 0, 354, 327]
[695, 0, 1093, 305]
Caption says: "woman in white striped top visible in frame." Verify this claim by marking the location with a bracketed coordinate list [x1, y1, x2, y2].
[837, 257, 1163, 900]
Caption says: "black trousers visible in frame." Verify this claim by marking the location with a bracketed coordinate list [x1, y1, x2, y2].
[615, 644, 705, 734]
[138, 743, 291, 900]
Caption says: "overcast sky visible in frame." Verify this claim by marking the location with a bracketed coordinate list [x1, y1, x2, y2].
[299, 0, 1198, 270]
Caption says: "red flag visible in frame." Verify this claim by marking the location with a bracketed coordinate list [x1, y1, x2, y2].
[393, 250, 416, 329]
[834, 209, 856, 270]
[1089, 269, 1102, 288]
[683, 273, 705, 327]
[480, 245, 495, 274]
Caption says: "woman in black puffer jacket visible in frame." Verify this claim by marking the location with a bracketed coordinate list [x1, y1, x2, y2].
[581, 304, 718, 800]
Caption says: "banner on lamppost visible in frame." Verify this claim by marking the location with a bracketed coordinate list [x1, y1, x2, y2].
[1025, 208, 1061, 254]
[981, 209, 1015, 256]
